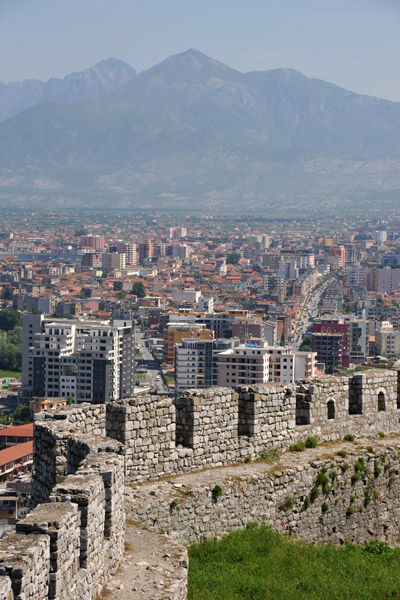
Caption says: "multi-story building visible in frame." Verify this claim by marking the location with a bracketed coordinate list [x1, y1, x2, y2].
[368, 266, 400, 293]
[81, 252, 102, 268]
[22, 315, 134, 403]
[104, 252, 126, 272]
[138, 242, 154, 264]
[375, 322, 400, 356]
[266, 347, 317, 382]
[346, 266, 368, 289]
[163, 323, 213, 365]
[175, 338, 239, 393]
[231, 318, 277, 345]
[114, 242, 137, 265]
[217, 342, 316, 386]
[80, 235, 105, 250]
[373, 230, 387, 243]
[312, 316, 369, 372]
[169, 227, 187, 240]
[218, 344, 271, 387]
[198, 296, 214, 313]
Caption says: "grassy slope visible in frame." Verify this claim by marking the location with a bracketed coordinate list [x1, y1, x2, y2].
[188, 526, 400, 600]
[0, 369, 21, 379]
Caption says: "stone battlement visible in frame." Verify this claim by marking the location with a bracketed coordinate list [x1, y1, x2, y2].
[0, 368, 399, 599]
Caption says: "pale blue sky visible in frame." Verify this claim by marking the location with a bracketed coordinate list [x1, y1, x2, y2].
[1, 0, 400, 100]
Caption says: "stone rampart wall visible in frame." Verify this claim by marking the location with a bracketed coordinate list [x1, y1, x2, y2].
[0, 401, 126, 600]
[115, 369, 400, 483]
[33, 370, 400, 493]
[2, 368, 400, 599]
[128, 444, 400, 548]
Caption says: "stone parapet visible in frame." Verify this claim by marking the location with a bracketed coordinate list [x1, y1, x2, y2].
[127, 442, 400, 548]
[6, 367, 398, 599]
[0, 534, 49, 599]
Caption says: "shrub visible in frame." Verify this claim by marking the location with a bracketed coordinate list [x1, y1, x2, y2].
[364, 493, 371, 507]
[344, 433, 355, 442]
[259, 448, 281, 462]
[346, 506, 355, 517]
[303, 495, 311, 510]
[212, 485, 223, 502]
[323, 483, 331, 494]
[354, 458, 368, 474]
[351, 472, 361, 484]
[305, 436, 318, 448]
[364, 540, 392, 555]
[330, 470, 338, 482]
[314, 470, 328, 487]
[378, 431, 385, 438]
[321, 502, 329, 514]
[337, 450, 348, 458]
[278, 496, 294, 511]
[366, 446, 374, 453]
[354, 458, 364, 471]
[374, 460, 382, 478]
[341, 463, 350, 473]
[169, 500, 177, 512]
[244, 454, 252, 464]
[310, 487, 320, 503]
[289, 441, 306, 452]
[388, 476, 395, 487]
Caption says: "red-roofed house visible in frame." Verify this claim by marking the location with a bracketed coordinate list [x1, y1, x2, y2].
[0, 441, 33, 482]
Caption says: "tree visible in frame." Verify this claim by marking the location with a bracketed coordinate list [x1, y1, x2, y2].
[1, 287, 12, 300]
[74, 227, 88, 236]
[13, 403, 32, 424]
[227, 253, 241, 265]
[0, 309, 21, 331]
[299, 335, 312, 352]
[132, 282, 146, 298]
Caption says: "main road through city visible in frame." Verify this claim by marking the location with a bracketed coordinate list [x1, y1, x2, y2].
[292, 278, 332, 349]
[134, 326, 170, 394]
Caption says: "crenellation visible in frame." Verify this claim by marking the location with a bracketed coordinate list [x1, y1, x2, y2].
[6, 367, 400, 599]
[16, 503, 80, 600]
[0, 534, 50, 600]
[0, 577, 12, 600]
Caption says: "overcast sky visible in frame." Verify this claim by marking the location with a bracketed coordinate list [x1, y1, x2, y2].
[1, 0, 400, 101]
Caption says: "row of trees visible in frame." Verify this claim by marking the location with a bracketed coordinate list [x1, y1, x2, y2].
[0, 309, 22, 372]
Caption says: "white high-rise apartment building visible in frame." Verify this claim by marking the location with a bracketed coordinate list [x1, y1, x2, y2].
[22, 315, 134, 403]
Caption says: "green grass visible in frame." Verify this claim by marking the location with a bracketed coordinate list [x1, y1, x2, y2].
[188, 526, 400, 600]
[0, 369, 21, 379]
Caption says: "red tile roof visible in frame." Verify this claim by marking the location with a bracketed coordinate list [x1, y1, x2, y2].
[0, 441, 33, 467]
[0, 424, 33, 438]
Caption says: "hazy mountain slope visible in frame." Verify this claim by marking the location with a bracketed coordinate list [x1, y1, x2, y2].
[0, 49, 399, 212]
[0, 59, 136, 122]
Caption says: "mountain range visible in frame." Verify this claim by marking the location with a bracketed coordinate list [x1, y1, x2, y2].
[0, 49, 399, 213]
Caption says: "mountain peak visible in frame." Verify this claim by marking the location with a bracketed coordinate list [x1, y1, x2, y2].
[0, 59, 136, 122]
[142, 49, 242, 83]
